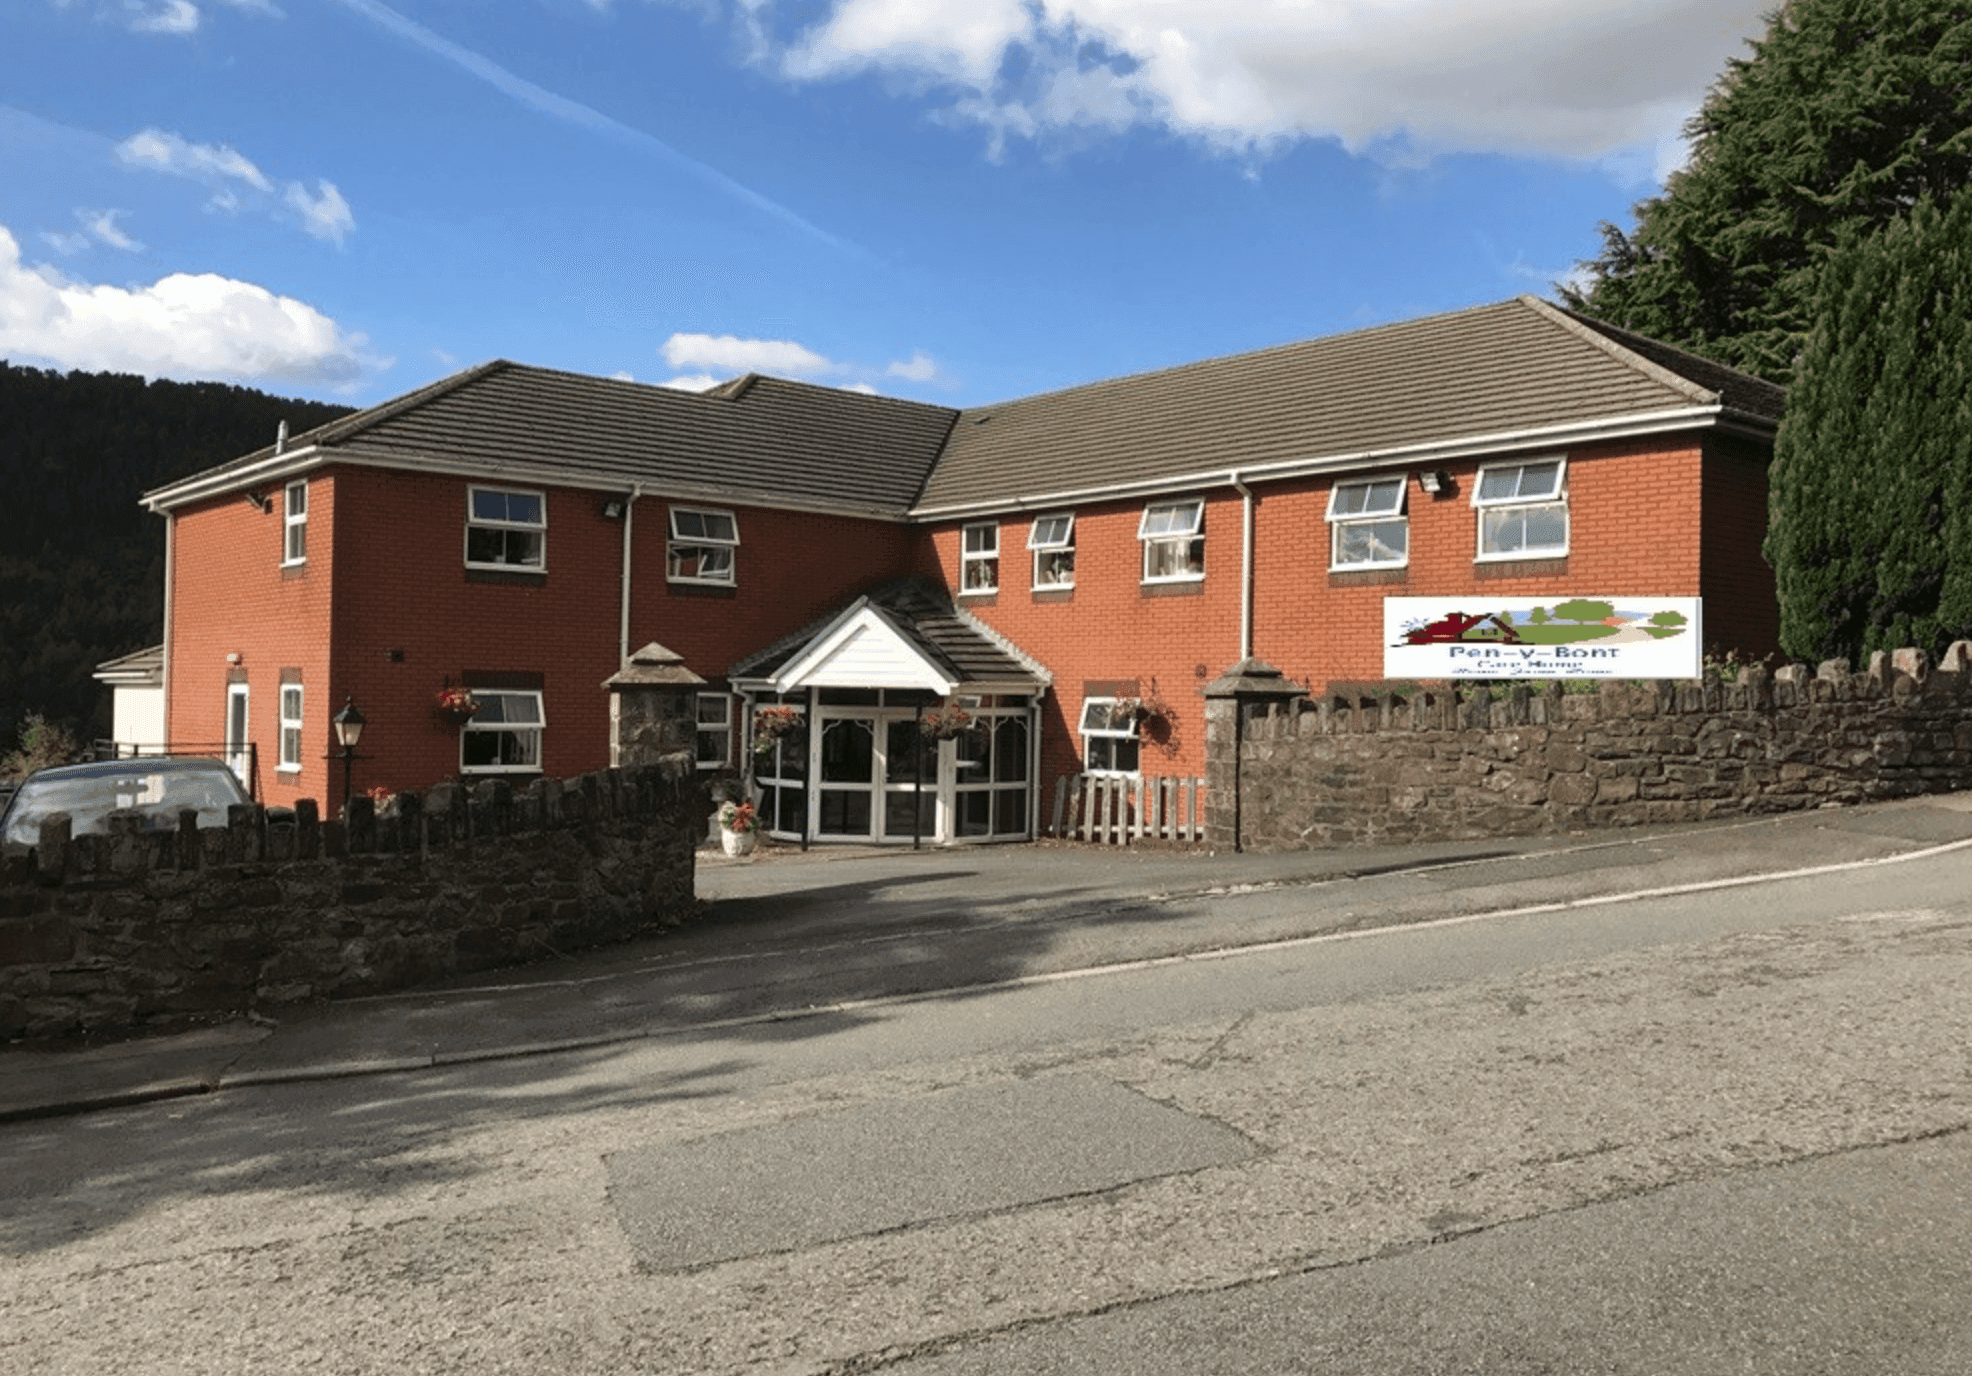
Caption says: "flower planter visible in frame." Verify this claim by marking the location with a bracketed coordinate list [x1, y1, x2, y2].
[720, 827, 758, 858]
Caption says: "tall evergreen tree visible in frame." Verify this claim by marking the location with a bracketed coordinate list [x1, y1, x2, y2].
[1564, 0, 1972, 386]
[1765, 188, 1972, 662]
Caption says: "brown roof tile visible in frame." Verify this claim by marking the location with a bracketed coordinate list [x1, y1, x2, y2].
[915, 296, 1782, 513]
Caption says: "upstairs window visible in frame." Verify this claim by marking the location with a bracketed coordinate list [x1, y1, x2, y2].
[461, 689, 544, 773]
[1028, 512, 1075, 589]
[695, 693, 732, 770]
[1139, 499, 1204, 583]
[668, 507, 738, 584]
[1473, 458, 1568, 560]
[960, 522, 999, 593]
[466, 487, 545, 569]
[1079, 697, 1141, 775]
[282, 480, 307, 565]
[1328, 476, 1408, 569]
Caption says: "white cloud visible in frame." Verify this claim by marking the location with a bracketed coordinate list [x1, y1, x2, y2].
[885, 350, 939, 383]
[0, 224, 376, 387]
[283, 180, 355, 245]
[117, 128, 273, 192]
[79, 208, 143, 250]
[661, 332, 834, 378]
[128, 1, 200, 34]
[116, 128, 357, 243]
[41, 230, 91, 256]
[747, 0, 1768, 172]
[658, 330, 947, 392]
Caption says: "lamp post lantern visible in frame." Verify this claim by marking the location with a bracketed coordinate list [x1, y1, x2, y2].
[333, 696, 366, 813]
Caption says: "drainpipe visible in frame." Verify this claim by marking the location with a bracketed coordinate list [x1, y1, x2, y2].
[1230, 472, 1255, 661]
[160, 514, 175, 749]
[617, 485, 642, 667]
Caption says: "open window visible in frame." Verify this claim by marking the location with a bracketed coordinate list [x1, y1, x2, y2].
[1028, 512, 1075, 589]
[668, 507, 738, 585]
[1078, 697, 1141, 775]
[1139, 499, 1204, 583]
[1473, 457, 1568, 559]
[1327, 475, 1408, 569]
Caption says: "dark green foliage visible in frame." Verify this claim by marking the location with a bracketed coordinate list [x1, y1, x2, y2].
[1766, 188, 1972, 662]
[0, 363, 350, 746]
[1565, 0, 1972, 385]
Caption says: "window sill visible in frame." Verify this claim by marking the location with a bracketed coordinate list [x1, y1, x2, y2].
[1140, 579, 1205, 598]
[1329, 566, 1410, 588]
[669, 581, 737, 600]
[465, 567, 548, 587]
[275, 765, 302, 775]
[1475, 555, 1570, 579]
[1031, 587, 1074, 604]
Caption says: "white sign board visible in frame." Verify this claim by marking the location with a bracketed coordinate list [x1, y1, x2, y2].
[1384, 596, 1703, 680]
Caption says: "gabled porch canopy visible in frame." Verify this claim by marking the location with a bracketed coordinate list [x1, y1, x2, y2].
[729, 578, 1050, 698]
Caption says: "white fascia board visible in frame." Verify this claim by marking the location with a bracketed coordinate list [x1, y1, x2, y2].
[143, 446, 328, 512]
[906, 405, 1728, 521]
[770, 606, 958, 695]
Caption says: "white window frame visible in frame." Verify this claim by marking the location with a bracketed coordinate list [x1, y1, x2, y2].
[1028, 512, 1075, 589]
[460, 689, 545, 774]
[1078, 697, 1141, 776]
[667, 507, 739, 585]
[224, 682, 251, 787]
[465, 486, 546, 570]
[694, 692, 732, 771]
[277, 684, 304, 773]
[282, 480, 307, 566]
[960, 522, 999, 593]
[1472, 457, 1569, 561]
[1327, 475, 1409, 570]
[1139, 499, 1205, 584]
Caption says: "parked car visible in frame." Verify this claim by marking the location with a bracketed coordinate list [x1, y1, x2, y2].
[0, 757, 250, 851]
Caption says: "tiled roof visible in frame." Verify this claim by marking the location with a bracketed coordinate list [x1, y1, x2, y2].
[146, 296, 1783, 522]
[914, 295, 1785, 513]
[148, 363, 958, 520]
[730, 578, 1049, 688]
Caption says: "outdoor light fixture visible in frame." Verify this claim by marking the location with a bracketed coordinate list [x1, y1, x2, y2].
[1418, 470, 1451, 495]
[333, 696, 367, 813]
[600, 496, 627, 520]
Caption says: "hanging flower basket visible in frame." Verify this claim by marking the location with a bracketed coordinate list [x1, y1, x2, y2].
[751, 704, 804, 756]
[919, 700, 977, 740]
[435, 686, 480, 727]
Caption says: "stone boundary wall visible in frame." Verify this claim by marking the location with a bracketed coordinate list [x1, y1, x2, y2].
[1206, 645, 1972, 853]
[1, 757, 705, 1040]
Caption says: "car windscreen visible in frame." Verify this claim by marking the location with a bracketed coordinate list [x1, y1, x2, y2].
[2, 769, 246, 846]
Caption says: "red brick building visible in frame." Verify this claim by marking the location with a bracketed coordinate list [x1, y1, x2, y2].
[141, 296, 1784, 844]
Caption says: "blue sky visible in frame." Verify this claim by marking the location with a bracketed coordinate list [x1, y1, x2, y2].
[2, 1, 1769, 409]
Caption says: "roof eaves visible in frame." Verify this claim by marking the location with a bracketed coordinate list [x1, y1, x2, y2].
[141, 359, 513, 508]
[907, 404, 1727, 521]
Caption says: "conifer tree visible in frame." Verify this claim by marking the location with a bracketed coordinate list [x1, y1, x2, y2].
[1765, 188, 1972, 662]
[1565, 0, 1972, 386]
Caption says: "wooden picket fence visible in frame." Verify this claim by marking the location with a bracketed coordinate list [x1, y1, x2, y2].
[1047, 773, 1208, 845]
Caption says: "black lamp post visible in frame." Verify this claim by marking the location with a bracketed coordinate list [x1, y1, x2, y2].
[333, 696, 366, 813]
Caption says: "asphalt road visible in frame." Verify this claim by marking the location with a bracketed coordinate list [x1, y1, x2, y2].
[4, 826, 1971, 1374]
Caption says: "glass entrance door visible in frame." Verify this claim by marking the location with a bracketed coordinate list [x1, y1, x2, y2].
[814, 711, 942, 842]
[815, 715, 876, 839]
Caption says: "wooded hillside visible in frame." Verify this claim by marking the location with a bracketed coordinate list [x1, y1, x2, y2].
[0, 362, 352, 748]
